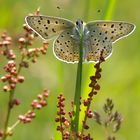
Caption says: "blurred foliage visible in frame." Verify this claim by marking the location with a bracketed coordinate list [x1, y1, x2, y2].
[0, 0, 140, 140]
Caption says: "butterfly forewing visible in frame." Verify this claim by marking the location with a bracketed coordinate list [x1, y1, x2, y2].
[25, 16, 75, 40]
[86, 21, 135, 43]
[84, 21, 135, 62]
[53, 29, 80, 63]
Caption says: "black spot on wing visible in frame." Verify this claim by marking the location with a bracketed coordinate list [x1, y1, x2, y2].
[111, 24, 114, 28]
[38, 20, 41, 24]
[52, 28, 56, 33]
[55, 21, 58, 24]
[40, 16, 43, 20]
[110, 36, 114, 40]
[47, 20, 50, 24]
[44, 33, 48, 36]
[119, 23, 123, 26]
[119, 26, 123, 30]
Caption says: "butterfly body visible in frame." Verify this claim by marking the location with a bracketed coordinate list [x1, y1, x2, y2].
[25, 15, 135, 63]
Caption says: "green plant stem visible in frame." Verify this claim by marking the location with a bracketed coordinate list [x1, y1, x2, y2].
[2, 56, 25, 140]
[71, 33, 83, 136]
[102, 0, 116, 20]
[83, 0, 90, 21]
[2, 91, 14, 140]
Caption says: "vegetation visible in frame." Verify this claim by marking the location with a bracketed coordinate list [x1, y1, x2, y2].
[0, 0, 139, 140]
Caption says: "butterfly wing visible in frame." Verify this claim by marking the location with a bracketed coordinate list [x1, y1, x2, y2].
[53, 29, 80, 63]
[25, 16, 75, 40]
[84, 21, 135, 62]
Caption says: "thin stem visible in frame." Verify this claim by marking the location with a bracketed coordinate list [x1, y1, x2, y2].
[102, 0, 116, 20]
[71, 33, 83, 135]
[2, 91, 14, 140]
[81, 86, 95, 135]
[59, 106, 64, 138]
[83, 0, 90, 21]
[8, 120, 20, 132]
[2, 55, 25, 140]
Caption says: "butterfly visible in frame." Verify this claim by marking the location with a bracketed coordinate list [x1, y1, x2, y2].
[25, 15, 135, 63]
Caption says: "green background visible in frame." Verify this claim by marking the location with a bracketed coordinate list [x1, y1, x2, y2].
[0, 0, 139, 140]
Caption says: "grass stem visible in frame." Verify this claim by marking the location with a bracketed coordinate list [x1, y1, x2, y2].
[71, 31, 83, 136]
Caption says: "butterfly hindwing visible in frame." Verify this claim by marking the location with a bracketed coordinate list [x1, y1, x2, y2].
[83, 33, 112, 62]
[53, 29, 80, 63]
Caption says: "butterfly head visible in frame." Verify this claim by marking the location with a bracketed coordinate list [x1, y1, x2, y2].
[75, 20, 84, 34]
